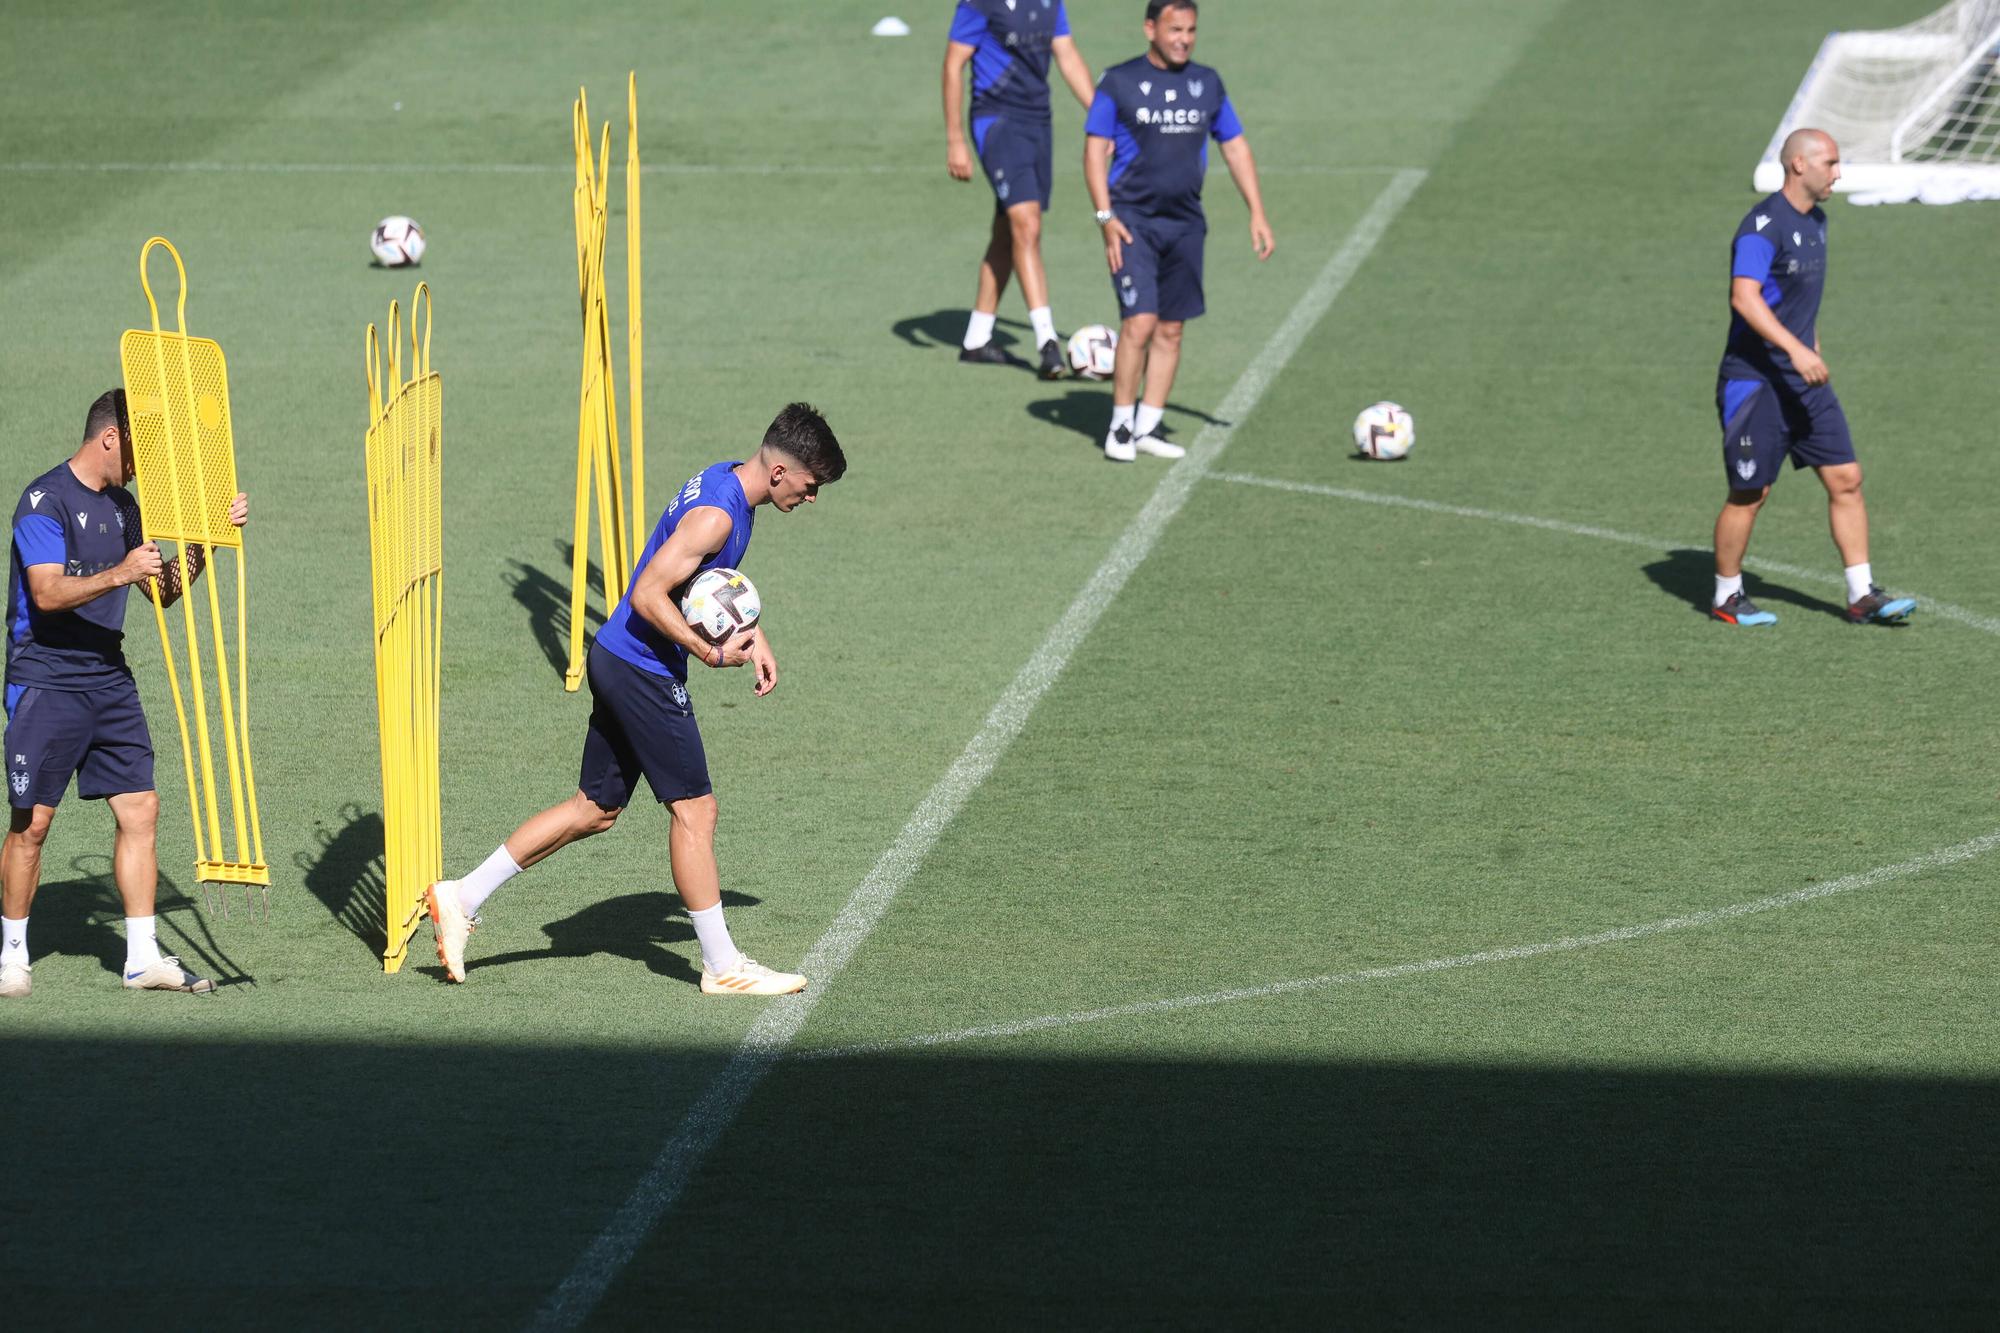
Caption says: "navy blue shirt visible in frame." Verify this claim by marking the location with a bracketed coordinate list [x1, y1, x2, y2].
[1085, 55, 1243, 226]
[7, 461, 143, 692]
[594, 461, 754, 682]
[951, 0, 1072, 122]
[1720, 191, 1829, 390]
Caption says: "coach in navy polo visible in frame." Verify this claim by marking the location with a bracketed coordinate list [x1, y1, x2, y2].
[1, 389, 247, 997]
[1084, 0, 1272, 462]
[1709, 128, 1915, 628]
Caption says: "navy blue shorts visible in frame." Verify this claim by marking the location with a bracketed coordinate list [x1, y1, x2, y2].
[972, 114, 1052, 212]
[1717, 377, 1856, 491]
[4, 677, 155, 809]
[578, 642, 711, 808]
[1113, 216, 1206, 322]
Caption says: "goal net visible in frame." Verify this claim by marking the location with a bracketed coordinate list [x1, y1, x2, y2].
[1753, 0, 2000, 192]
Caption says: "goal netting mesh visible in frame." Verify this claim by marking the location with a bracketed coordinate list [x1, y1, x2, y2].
[1754, 0, 2000, 193]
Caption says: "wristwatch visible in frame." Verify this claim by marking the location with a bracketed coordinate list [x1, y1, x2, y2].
[1093, 208, 1115, 226]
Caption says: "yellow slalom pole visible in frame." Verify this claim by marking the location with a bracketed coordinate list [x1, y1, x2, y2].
[626, 71, 645, 540]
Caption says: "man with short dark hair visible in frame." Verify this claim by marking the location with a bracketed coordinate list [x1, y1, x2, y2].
[1, 389, 249, 998]
[1085, 0, 1272, 462]
[944, 0, 1098, 377]
[427, 403, 848, 995]
[1711, 128, 1914, 627]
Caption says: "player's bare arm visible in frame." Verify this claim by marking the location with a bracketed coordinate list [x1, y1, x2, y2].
[627, 506, 755, 668]
[1731, 276, 1828, 383]
[24, 543, 162, 613]
[1051, 35, 1095, 109]
[1218, 135, 1274, 260]
[943, 41, 977, 181]
[1084, 135, 1132, 271]
[745, 625, 778, 698]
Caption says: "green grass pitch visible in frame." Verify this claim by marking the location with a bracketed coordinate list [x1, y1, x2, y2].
[2, 0, 1996, 1326]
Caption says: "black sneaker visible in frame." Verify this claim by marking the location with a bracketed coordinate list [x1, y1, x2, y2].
[1711, 592, 1776, 626]
[958, 343, 1010, 366]
[1846, 585, 1916, 624]
[1038, 338, 1067, 380]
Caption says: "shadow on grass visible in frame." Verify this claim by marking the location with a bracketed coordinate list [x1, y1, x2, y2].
[462, 887, 763, 985]
[1025, 388, 1234, 445]
[26, 853, 245, 984]
[1644, 548, 1850, 622]
[507, 541, 609, 679]
[294, 801, 386, 962]
[4, 1048, 1992, 1327]
[890, 307, 1028, 352]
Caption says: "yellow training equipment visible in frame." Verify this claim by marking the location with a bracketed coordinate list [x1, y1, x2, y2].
[365, 286, 444, 974]
[118, 237, 267, 906]
[565, 73, 648, 692]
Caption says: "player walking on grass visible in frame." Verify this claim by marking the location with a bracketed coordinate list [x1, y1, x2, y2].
[945, 0, 1098, 378]
[426, 403, 845, 995]
[1711, 127, 1915, 628]
[1, 389, 248, 999]
[1086, 0, 1271, 462]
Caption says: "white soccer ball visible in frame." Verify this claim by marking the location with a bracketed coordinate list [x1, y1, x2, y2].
[1352, 401, 1415, 460]
[370, 215, 426, 267]
[1066, 324, 1118, 380]
[680, 567, 761, 643]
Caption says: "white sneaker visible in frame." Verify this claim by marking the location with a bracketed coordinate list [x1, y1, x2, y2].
[0, 959, 30, 998]
[1104, 427, 1137, 463]
[426, 880, 477, 983]
[700, 956, 807, 996]
[123, 955, 216, 993]
[1132, 434, 1185, 459]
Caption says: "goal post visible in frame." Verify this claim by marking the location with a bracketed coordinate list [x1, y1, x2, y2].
[1753, 0, 2000, 193]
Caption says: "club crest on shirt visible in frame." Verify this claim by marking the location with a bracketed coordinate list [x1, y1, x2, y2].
[1189, 79, 1204, 98]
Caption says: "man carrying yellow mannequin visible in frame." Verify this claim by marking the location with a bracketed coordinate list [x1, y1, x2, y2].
[0, 389, 247, 998]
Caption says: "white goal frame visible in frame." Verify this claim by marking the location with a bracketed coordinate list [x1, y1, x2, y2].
[1753, 0, 2000, 192]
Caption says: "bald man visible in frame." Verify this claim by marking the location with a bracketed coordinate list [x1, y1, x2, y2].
[1710, 128, 1915, 627]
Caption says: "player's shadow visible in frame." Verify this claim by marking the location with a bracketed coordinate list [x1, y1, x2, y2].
[28, 855, 246, 985]
[1025, 389, 1233, 448]
[1643, 548, 1849, 621]
[506, 541, 608, 678]
[446, 887, 764, 985]
[294, 802, 388, 961]
[891, 308, 1039, 371]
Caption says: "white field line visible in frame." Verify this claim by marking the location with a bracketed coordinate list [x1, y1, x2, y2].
[799, 826, 2000, 1062]
[0, 160, 1396, 178]
[1207, 472, 2000, 636]
[526, 166, 1429, 1332]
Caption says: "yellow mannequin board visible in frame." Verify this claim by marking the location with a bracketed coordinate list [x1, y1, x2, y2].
[117, 237, 267, 906]
[365, 287, 444, 973]
[565, 73, 647, 691]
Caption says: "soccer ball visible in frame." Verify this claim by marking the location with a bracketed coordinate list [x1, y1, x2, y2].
[1352, 401, 1415, 460]
[1066, 324, 1118, 379]
[370, 216, 426, 267]
[680, 568, 761, 643]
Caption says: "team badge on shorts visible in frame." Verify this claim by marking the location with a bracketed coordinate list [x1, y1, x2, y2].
[670, 682, 689, 709]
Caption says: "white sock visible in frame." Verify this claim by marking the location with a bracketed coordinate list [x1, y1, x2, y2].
[1, 916, 26, 966]
[1107, 403, 1136, 442]
[962, 309, 997, 351]
[1028, 305, 1057, 347]
[125, 915, 161, 970]
[1134, 402, 1165, 439]
[457, 844, 521, 918]
[1714, 573, 1743, 608]
[1844, 562, 1873, 604]
[688, 902, 743, 974]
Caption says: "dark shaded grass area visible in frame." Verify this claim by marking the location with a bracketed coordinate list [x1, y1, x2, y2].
[615, 1054, 2000, 1328]
[4, 1040, 1993, 1328]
